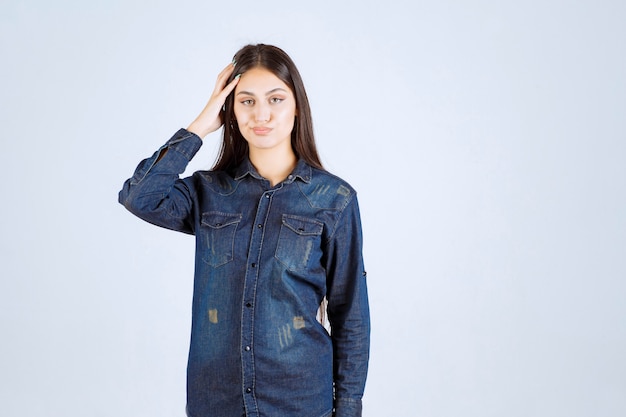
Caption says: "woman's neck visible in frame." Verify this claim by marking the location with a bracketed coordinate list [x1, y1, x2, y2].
[249, 147, 297, 187]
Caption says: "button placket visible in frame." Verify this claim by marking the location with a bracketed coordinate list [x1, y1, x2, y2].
[240, 191, 273, 413]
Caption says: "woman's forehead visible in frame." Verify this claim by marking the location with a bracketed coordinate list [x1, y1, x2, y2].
[235, 67, 292, 96]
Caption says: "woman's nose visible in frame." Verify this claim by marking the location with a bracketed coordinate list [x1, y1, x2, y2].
[254, 104, 270, 123]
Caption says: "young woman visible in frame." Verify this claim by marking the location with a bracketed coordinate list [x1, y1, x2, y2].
[119, 44, 370, 417]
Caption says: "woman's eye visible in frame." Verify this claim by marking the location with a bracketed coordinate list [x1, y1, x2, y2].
[241, 99, 254, 106]
[270, 97, 284, 104]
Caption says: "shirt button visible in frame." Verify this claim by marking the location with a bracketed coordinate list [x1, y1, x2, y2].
[246, 302, 252, 308]
[245, 346, 251, 351]
[265, 193, 272, 198]
[246, 387, 252, 393]
[257, 224, 263, 228]
[251, 263, 257, 268]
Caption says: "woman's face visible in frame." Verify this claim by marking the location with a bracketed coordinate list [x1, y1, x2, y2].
[233, 67, 297, 155]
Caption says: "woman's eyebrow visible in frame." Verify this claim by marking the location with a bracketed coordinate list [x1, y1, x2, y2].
[236, 88, 288, 96]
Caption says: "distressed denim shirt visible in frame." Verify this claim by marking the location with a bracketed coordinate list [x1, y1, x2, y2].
[119, 129, 370, 417]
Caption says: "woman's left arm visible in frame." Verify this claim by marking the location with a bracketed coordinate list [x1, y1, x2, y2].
[325, 195, 371, 417]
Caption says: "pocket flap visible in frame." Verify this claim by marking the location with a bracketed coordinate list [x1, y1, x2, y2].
[281, 215, 323, 236]
[201, 212, 242, 229]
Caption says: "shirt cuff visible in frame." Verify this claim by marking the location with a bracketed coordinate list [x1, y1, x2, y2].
[164, 128, 203, 160]
[334, 397, 362, 417]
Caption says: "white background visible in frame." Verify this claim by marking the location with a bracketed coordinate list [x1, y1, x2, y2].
[1, 0, 625, 416]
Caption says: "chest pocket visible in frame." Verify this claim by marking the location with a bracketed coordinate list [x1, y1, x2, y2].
[275, 214, 324, 272]
[200, 211, 242, 267]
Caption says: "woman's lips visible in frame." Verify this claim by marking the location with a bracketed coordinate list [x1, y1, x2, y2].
[252, 127, 272, 135]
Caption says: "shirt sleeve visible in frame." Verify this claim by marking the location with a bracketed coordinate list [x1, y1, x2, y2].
[325, 195, 371, 417]
[118, 128, 203, 234]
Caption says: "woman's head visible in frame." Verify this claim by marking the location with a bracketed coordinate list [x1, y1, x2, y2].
[214, 44, 323, 173]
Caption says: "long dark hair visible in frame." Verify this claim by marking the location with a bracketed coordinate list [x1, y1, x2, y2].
[212, 44, 323, 173]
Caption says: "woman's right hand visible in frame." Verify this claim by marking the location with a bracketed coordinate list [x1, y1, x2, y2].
[187, 63, 240, 139]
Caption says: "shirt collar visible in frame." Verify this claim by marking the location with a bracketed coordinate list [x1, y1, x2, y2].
[234, 157, 312, 184]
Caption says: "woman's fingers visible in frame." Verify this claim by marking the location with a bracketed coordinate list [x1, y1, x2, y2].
[187, 63, 241, 138]
[209, 63, 240, 107]
[219, 72, 240, 101]
[212, 63, 237, 98]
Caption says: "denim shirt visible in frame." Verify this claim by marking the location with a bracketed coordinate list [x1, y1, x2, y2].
[119, 129, 370, 417]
